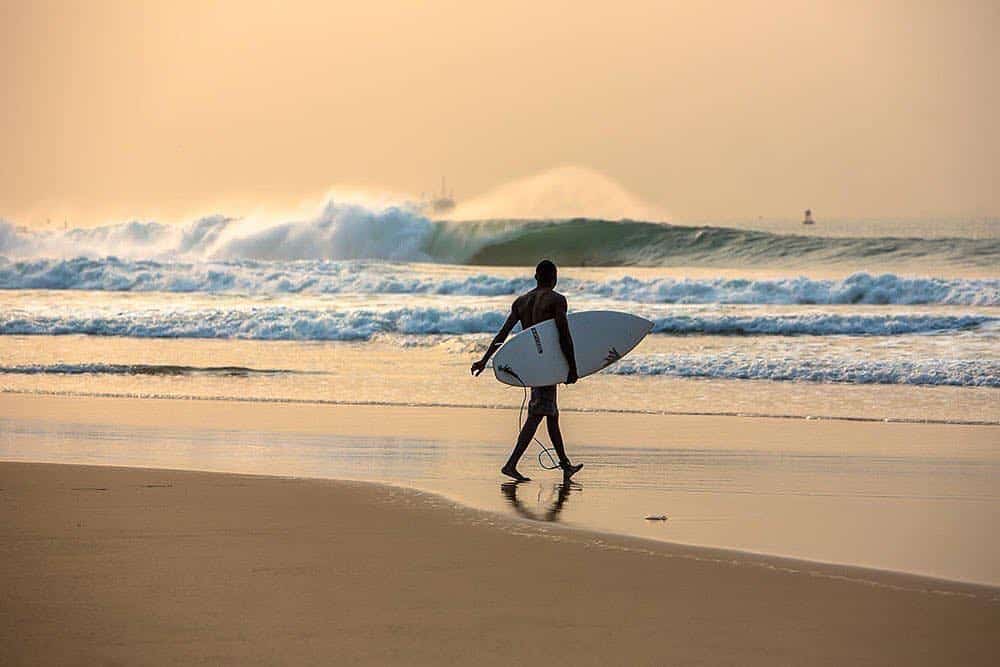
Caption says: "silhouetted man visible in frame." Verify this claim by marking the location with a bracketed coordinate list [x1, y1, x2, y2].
[471, 259, 584, 482]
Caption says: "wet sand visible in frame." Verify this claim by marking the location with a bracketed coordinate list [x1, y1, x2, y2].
[1, 461, 997, 665]
[2, 393, 999, 585]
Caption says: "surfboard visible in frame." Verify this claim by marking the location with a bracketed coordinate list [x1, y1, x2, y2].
[492, 310, 654, 387]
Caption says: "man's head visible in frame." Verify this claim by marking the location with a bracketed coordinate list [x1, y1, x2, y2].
[535, 259, 557, 288]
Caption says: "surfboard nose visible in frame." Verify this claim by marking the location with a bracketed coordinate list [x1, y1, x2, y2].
[625, 313, 655, 335]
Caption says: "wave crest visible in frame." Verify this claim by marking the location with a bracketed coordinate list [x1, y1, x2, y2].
[3, 202, 998, 269]
[0, 258, 995, 306]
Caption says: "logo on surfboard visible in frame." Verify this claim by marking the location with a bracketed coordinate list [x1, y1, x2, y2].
[530, 327, 543, 354]
[602, 346, 621, 368]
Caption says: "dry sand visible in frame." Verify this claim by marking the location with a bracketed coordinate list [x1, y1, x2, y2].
[1, 462, 996, 665]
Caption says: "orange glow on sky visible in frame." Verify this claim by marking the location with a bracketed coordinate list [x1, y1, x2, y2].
[2, 1, 997, 226]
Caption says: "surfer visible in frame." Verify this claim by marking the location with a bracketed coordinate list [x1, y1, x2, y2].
[470, 259, 584, 483]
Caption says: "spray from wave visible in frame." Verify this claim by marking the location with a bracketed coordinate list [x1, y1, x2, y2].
[446, 165, 664, 221]
[2, 212, 997, 271]
[0, 202, 439, 263]
[1, 162, 996, 269]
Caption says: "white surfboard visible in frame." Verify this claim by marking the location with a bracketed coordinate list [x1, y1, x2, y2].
[492, 310, 654, 387]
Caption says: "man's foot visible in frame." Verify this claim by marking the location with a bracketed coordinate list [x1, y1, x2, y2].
[561, 463, 583, 481]
[501, 466, 531, 482]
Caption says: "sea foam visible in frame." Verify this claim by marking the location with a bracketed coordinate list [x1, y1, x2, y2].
[609, 353, 1000, 388]
[0, 306, 990, 340]
[0, 258, 995, 306]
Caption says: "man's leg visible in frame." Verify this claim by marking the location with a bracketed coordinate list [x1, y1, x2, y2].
[545, 414, 571, 467]
[547, 414, 583, 480]
[502, 414, 543, 480]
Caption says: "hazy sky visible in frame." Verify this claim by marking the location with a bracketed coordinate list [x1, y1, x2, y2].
[2, 0, 997, 227]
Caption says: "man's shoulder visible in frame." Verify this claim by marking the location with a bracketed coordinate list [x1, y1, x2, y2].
[512, 288, 566, 313]
[547, 290, 568, 306]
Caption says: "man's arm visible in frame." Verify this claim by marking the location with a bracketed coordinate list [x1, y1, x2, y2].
[471, 308, 519, 376]
[552, 295, 578, 384]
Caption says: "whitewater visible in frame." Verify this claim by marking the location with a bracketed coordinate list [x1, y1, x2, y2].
[2, 257, 998, 306]
[2, 202, 998, 268]
[1, 199, 997, 421]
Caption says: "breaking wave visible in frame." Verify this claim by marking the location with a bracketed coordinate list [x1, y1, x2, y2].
[0, 257, 536, 297]
[581, 273, 1000, 306]
[2, 201, 997, 269]
[0, 258, 996, 306]
[0, 307, 507, 341]
[609, 354, 1000, 388]
[0, 307, 990, 340]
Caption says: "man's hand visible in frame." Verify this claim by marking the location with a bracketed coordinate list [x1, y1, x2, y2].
[566, 368, 579, 384]
[471, 360, 487, 376]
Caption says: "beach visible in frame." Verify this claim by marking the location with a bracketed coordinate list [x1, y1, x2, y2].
[4, 392, 999, 584]
[2, 460, 997, 666]
[4, 3, 999, 663]
[2, 391, 999, 664]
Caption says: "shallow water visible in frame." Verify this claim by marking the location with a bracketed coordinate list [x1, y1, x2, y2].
[2, 398, 997, 586]
[2, 330, 998, 423]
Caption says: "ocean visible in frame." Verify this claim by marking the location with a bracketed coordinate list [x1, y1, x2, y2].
[1, 204, 997, 424]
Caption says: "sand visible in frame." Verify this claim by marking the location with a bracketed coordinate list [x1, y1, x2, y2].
[6, 392, 999, 585]
[1, 462, 997, 666]
[4, 391, 994, 458]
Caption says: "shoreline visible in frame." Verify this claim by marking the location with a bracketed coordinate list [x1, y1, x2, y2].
[4, 391, 998, 587]
[2, 461, 998, 665]
[4, 387, 999, 426]
[4, 460, 998, 601]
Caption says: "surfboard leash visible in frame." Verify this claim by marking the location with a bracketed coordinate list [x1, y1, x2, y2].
[495, 364, 562, 471]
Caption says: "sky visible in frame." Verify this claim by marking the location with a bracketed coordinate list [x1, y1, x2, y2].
[2, 0, 997, 227]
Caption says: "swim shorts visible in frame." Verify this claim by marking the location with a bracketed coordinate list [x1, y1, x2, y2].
[528, 385, 558, 417]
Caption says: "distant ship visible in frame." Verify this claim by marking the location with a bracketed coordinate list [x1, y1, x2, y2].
[802, 209, 815, 225]
[421, 177, 455, 215]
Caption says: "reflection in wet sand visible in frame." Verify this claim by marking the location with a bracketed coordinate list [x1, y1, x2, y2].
[501, 481, 579, 522]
